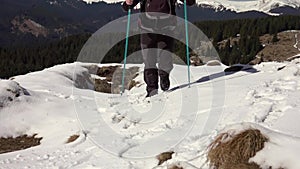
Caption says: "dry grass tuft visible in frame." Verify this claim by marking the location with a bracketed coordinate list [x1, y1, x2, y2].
[156, 151, 174, 165]
[94, 66, 140, 93]
[66, 134, 80, 143]
[167, 164, 183, 169]
[207, 129, 268, 169]
[0, 134, 42, 154]
[96, 66, 120, 79]
[128, 80, 140, 90]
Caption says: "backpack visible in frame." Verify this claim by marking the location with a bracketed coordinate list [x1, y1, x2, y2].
[139, 0, 177, 32]
[140, 0, 175, 15]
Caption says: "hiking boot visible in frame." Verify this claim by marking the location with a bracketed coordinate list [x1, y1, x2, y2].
[145, 89, 158, 97]
[159, 70, 170, 91]
[144, 68, 158, 97]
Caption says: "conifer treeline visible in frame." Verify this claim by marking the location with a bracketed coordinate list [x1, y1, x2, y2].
[1, 15, 300, 78]
[0, 34, 90, 78]
[195, 15, 300, 65]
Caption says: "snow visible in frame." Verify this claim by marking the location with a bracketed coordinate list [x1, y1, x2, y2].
[83, 0, 300, 14]
[293, 33, 300, 51]
[197, 0, 300, 14]
[1, 58, 300, 168]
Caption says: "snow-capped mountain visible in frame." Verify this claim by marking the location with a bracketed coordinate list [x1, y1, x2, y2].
[2, 0, 300, 47]
[196, 0, 300, 14]
[86, 0, 300, 14]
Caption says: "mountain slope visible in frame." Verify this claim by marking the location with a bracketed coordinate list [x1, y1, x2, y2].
[1, 59, 300, 168]
[0, 0, 126, 46]
[1, 0, 300, 47]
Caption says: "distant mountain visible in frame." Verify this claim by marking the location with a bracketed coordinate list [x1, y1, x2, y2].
[0, 0, 126, 46]
[270, 6, 300, 15]
[93, 0, 300, 14]
[177, 5, 269, 21]
[1, 0, 300, 47]
[195, 0, 300, 14]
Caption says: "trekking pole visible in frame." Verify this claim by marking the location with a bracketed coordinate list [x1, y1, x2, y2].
[121, 8, 131, 95]
[184, 0, 191, 87]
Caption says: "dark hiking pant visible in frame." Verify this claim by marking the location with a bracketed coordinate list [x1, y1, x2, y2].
[141, 33, 174, 95]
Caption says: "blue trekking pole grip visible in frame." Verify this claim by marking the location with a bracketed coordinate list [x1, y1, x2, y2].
[121, 8, 131, 95]
[184, 0, 191, 87]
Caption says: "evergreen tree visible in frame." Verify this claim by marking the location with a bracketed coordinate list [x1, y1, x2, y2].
[272, 32, 279, 43]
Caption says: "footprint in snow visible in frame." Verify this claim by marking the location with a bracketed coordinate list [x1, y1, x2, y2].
[246, 79, 294, 125]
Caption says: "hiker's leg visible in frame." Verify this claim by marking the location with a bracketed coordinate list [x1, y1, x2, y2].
[157, 34, 174, 91]
[157, 35, 174, 74]
[141, 33, 159, 96]
[141, 33, 158, 70]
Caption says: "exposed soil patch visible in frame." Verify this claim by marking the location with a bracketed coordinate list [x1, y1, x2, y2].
[0, 134, 42, 154]
[156, 151, 174, 166]
[252, 31, 300, 64]
[94, 79, 112, 94]
[66, 134, 80, 144]
[168, 165, 183, 169]
[218, 31, 300, 64]
[11, 15, 48, 37]
[96, 65, 120, 82]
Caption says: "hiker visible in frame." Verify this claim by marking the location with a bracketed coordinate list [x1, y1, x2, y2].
[122, 0, 195, 97]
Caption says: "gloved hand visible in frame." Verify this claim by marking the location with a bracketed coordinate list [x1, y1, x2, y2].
[180, 0, 195, 6]
[125, 0, 133, 5]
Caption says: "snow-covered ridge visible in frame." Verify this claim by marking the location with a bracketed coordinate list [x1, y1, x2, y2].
[196, 0, 300, 13]
[83, 0, 300, 14]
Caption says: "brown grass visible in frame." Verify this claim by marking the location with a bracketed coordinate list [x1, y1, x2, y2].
[218, 31, 300, 64]
[94, 66, 140, 94]
[94, 79, 112, 93]
[207, 129, 269, 169]
[96, 66, 120, 80]
[66, 134, 80, 143]
[0, 134, 42, 154]
[128, 80, 140, 90]
[256, 31, 300, 63]
[156, 151, 174, 165]
[167, 164, 183, 169]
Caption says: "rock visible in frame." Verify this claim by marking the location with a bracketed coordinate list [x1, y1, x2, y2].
[0, 80, 30, 108]
[94, 79, 111, 93]
[96, 66, 120, 81]
[206, 60, 222, 66]
[190, 56, 204, 66]
[156, 151, 174, 165]
[93, 66, 140, 94]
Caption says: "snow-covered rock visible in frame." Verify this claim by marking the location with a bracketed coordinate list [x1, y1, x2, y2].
[0, 80, 30, 108]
